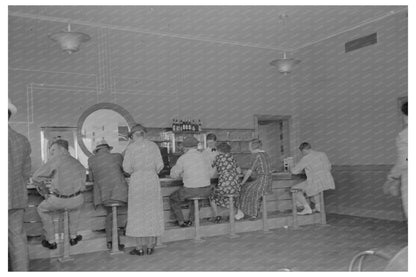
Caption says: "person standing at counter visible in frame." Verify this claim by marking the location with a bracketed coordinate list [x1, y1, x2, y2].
[33, 139, 85, 249]
[170, 136, 213, 227]
[383, 101, 408, 219]
[88, 139, 128, 250]
[290, 142, 335, 215]
[209, 142, 242, 223]
[202, 133, 219, 177]
[123, 124, 164, 256]
[8, 99, 31, 271]
[235, 139, 272, 220]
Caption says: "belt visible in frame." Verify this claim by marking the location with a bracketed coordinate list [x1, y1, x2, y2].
[53, 191, 81, 199]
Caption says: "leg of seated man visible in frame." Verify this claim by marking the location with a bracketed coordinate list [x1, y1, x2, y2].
[292, 181, 312, 214]
[169, 188, 187, 225]
[37, 197, 60, 244]
[186, 186, 212, 222]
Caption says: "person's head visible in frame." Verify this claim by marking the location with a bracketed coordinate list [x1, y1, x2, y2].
[49, 139, 69, 157]
[128, 124, 147, 142]
[249, 139, 263, 152]
[182, 136, 199, 151]
[299, 142, 312, 155]
[206, 133, 217, 148]
[8, 98, 17, 121]
[216, 142, 231, 154]
[93, 139, 113, 154]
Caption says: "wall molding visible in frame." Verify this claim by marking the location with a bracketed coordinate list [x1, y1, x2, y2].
[333, 164, 393, 171]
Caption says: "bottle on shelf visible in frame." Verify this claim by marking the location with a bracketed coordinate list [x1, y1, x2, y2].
[198, 119, 202, 132]
[179, 119, 183, 132]
[191, 120, 196, 132]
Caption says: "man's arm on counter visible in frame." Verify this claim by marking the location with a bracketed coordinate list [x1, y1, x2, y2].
[32, 157, 56, 182]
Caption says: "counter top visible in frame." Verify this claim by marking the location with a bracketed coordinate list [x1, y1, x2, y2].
[27, 172, 305, 190]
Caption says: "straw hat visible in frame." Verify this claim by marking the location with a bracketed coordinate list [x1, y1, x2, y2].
[182, 136, 198, 148]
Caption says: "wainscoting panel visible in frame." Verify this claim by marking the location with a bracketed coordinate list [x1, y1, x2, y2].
[325, 165, 405, 221]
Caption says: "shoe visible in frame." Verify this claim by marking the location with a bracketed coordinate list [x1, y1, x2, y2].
[146, 248, 154, 255]
[248, 216, 257, 221]
[129, 249, 145, 256]
[235, 210, 244, 220]
[69, 235, 83, 246]
[179, 220, 193, 227]
[297, 208, 313, 215]
[214, 216, 222, 224]
[41, 240, 57, 250]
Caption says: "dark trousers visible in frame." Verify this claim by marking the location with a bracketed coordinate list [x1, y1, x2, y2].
[169, 186, 212, 224]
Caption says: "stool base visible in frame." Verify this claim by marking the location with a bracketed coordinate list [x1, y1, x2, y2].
[109, 250, 123, 255]
[229, 233, 240, 239]
[58, 256, 74, 263]
[193, 238, 205, 243]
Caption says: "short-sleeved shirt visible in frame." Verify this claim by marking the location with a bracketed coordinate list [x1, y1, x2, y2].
[170, 149, 212, 188]
[33, 153, 86, 195]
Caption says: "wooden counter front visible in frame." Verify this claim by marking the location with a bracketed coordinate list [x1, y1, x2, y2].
[24, 173, 304, 237]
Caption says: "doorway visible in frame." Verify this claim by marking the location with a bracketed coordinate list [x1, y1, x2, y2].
[254, 115, 291, 172]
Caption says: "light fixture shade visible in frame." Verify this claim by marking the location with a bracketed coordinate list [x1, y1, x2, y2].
[270, 58, 301, 75]
[270, 52, 301, 75]
[49, 24, 90, 54]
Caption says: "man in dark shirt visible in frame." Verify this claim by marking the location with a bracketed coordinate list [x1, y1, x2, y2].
[8, 98, 31, 271]
[33, 139, 85, 249]
[88, 140, 128, 249]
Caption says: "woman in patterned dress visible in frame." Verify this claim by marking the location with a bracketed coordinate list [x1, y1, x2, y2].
[123, 124, 164, 256]
[209, 142, 241, 223]
[235, 139, 272, 220]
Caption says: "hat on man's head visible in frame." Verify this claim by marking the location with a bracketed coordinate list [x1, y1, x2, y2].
[8, 98, 17, 115]
[50, 139, 69, 151]
[182, 136, 198, 148]
[93, 139, 113, 154]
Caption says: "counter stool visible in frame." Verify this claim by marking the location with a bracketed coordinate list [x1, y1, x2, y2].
[225, 194, 239, 238]
[57, 208, 73, 262]
[318, 192, 327, 225]
[261, 195, 271, 233]
[188, 196, 207, 242]
[290, 188, 301, 229]
[103, 201, 125, 255]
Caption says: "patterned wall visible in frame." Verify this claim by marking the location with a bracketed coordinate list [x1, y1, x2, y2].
[294, 12, 407, 165]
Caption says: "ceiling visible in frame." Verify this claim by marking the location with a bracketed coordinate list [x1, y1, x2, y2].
[9, 5, 407, 51]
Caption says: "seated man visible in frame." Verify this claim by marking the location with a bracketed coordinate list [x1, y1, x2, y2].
[88, 140, 128, 250]
[169, 136, 214, 227]
[290, 142, 335, 215]
[33, 139, 85, 249]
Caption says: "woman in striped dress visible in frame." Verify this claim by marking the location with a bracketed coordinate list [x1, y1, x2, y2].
[235, 139, 272, 220]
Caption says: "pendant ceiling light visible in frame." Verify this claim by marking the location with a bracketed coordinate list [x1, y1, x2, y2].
[48, 23, 91, 54]
[270, 52, 301, 75]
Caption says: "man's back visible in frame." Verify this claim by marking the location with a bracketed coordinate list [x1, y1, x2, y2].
[88, 152, 127, 205]
[302, 150, 332, 174]
[51, 154, 85, 195]
[171, 149, 212, 188]
[8, 126, 31, 210]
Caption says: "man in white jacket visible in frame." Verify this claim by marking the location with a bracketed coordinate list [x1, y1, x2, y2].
[291, 142, 335, 215]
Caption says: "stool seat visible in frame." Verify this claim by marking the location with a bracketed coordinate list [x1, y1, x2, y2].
[103, 200, 125, 207]
[290, 188, 302, 192]
[188, 196, 208, 200]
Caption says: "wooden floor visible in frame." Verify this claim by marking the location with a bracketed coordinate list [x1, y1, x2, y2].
[29, 214, 407, 271]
